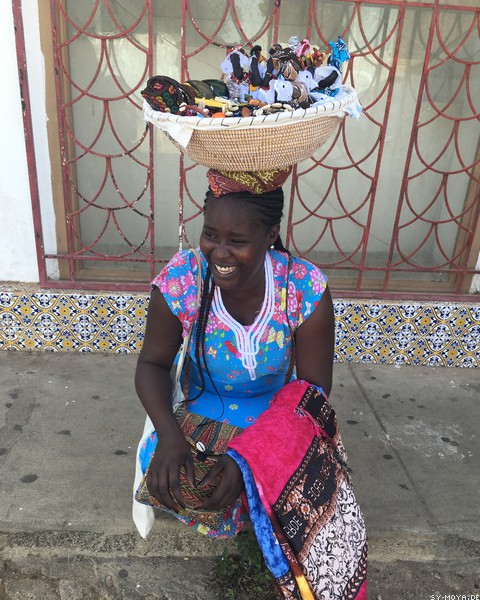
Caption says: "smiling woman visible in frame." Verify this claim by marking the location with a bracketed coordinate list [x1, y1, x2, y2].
[133, 166, 367, 598]
[136, 172, 334, 456]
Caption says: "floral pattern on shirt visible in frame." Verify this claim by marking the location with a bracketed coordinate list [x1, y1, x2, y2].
[151, 249, 327, 428]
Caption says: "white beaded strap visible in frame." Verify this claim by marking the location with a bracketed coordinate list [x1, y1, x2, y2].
[212, 254, 275, 380]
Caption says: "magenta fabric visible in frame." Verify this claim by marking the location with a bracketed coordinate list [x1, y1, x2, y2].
[227, 380, 368, 599]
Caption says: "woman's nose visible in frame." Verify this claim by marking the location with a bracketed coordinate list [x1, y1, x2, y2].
[213, 241, 231, 260]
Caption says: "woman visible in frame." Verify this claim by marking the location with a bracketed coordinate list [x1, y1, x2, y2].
[134, 170, 367, 598]
[135, 169, 334, 510]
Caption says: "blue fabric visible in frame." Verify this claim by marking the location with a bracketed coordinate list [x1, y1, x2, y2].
[328, 36, 350, 70]
[152, 249, 328, 428]
[226, 448, 290, 579]
[139, 431, 157, 472]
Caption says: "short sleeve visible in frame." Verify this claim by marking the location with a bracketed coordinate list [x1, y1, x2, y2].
[288, 256, 327, 326]
[151, 249, 202, 336]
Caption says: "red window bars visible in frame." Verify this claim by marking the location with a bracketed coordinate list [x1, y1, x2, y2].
[13, 0, 480, 297]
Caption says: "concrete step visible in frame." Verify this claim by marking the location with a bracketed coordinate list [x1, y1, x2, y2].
[1, 528, 479, 600]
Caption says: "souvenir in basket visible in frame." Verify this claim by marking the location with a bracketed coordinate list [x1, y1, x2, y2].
[142, 36, 362, 171]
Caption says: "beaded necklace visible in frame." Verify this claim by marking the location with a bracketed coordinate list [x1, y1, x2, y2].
[212, 254, 275, 381]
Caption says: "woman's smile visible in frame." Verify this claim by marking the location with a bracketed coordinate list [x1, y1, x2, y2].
[214, 264, 238, 276]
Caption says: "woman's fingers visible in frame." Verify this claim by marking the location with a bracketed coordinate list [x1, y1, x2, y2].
[147, 446, 194, 511]
[197, 459, 223, 488]
[199, 485, 236, 510]
[147, 464, 177, 509]
[199, 476, 243, 510]
[167, 466, 186, 510]
[183, 453, 196, 488]
[147, 451, 244, 512]
[198, 455, 243, 510]
[168, 452, 197, 508]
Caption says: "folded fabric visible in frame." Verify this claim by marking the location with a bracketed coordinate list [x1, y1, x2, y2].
[227, 450, 290, 579]
[227, 379, 367, 600]
[207, 167, 292, 196]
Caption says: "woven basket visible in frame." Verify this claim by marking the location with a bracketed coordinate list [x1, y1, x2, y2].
[144, 86, 358, 171]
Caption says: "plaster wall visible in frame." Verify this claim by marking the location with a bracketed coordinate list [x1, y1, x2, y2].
[0, 0, 57, 284]
[0, 1, 38, 282]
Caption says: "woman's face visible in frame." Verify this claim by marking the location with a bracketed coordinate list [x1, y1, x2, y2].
[200, 196, 279, 293]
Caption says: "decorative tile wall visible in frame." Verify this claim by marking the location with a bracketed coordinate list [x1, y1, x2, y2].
[333, 301, 479, 367]
[0, 286, 479, 367]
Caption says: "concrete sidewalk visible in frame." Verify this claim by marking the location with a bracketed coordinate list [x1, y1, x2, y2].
[0, 351, 479, 599]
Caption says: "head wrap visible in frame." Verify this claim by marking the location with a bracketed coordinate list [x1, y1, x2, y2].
[207, 168, 292, 197]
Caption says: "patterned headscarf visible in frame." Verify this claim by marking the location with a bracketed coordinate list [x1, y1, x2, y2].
[207, 168, 292, 197]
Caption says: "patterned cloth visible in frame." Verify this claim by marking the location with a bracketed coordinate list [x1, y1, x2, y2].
[139, 425, 250, 538]
[227, 380, 368, 599]
[207, 168, 292, 196]
[152, 248, 327, 428]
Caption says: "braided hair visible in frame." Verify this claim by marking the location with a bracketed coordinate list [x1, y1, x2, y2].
[189, 187, 287, 405]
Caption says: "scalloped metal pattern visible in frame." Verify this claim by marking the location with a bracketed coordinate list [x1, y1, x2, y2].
[14, 0, 480, 296]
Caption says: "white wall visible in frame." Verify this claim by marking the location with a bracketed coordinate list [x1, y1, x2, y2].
[0, 1, 38, 282]
[0, 0, 57, 284]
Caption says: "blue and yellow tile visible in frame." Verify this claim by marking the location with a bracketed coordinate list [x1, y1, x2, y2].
[0, 287, 478, 367]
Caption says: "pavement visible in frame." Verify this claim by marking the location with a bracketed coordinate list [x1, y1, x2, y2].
[0, 350, 479, 600]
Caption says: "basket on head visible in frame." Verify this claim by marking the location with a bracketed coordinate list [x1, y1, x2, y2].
[144, 86, 359, 172]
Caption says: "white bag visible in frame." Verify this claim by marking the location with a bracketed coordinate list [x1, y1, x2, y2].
[132, 250, 202, 538]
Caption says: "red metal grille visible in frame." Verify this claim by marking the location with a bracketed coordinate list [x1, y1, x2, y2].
[13, 0, 480, 296]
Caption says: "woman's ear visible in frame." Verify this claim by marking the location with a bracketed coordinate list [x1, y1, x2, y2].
[267, 224, 281, 247]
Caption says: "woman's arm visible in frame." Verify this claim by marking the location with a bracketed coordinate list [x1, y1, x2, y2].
[294, 285, 335, 396]
[135, 287, 195, 510]
[137, 287, 243, 513]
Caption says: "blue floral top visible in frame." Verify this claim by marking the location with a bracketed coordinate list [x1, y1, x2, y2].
[152, 249, 327, 428]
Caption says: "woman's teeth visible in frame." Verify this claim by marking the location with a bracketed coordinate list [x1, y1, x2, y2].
[215, 264, 237, 275]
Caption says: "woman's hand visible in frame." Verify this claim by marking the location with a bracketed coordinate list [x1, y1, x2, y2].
[146, 424, 196, 511]
[197, 454, 244, 510]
